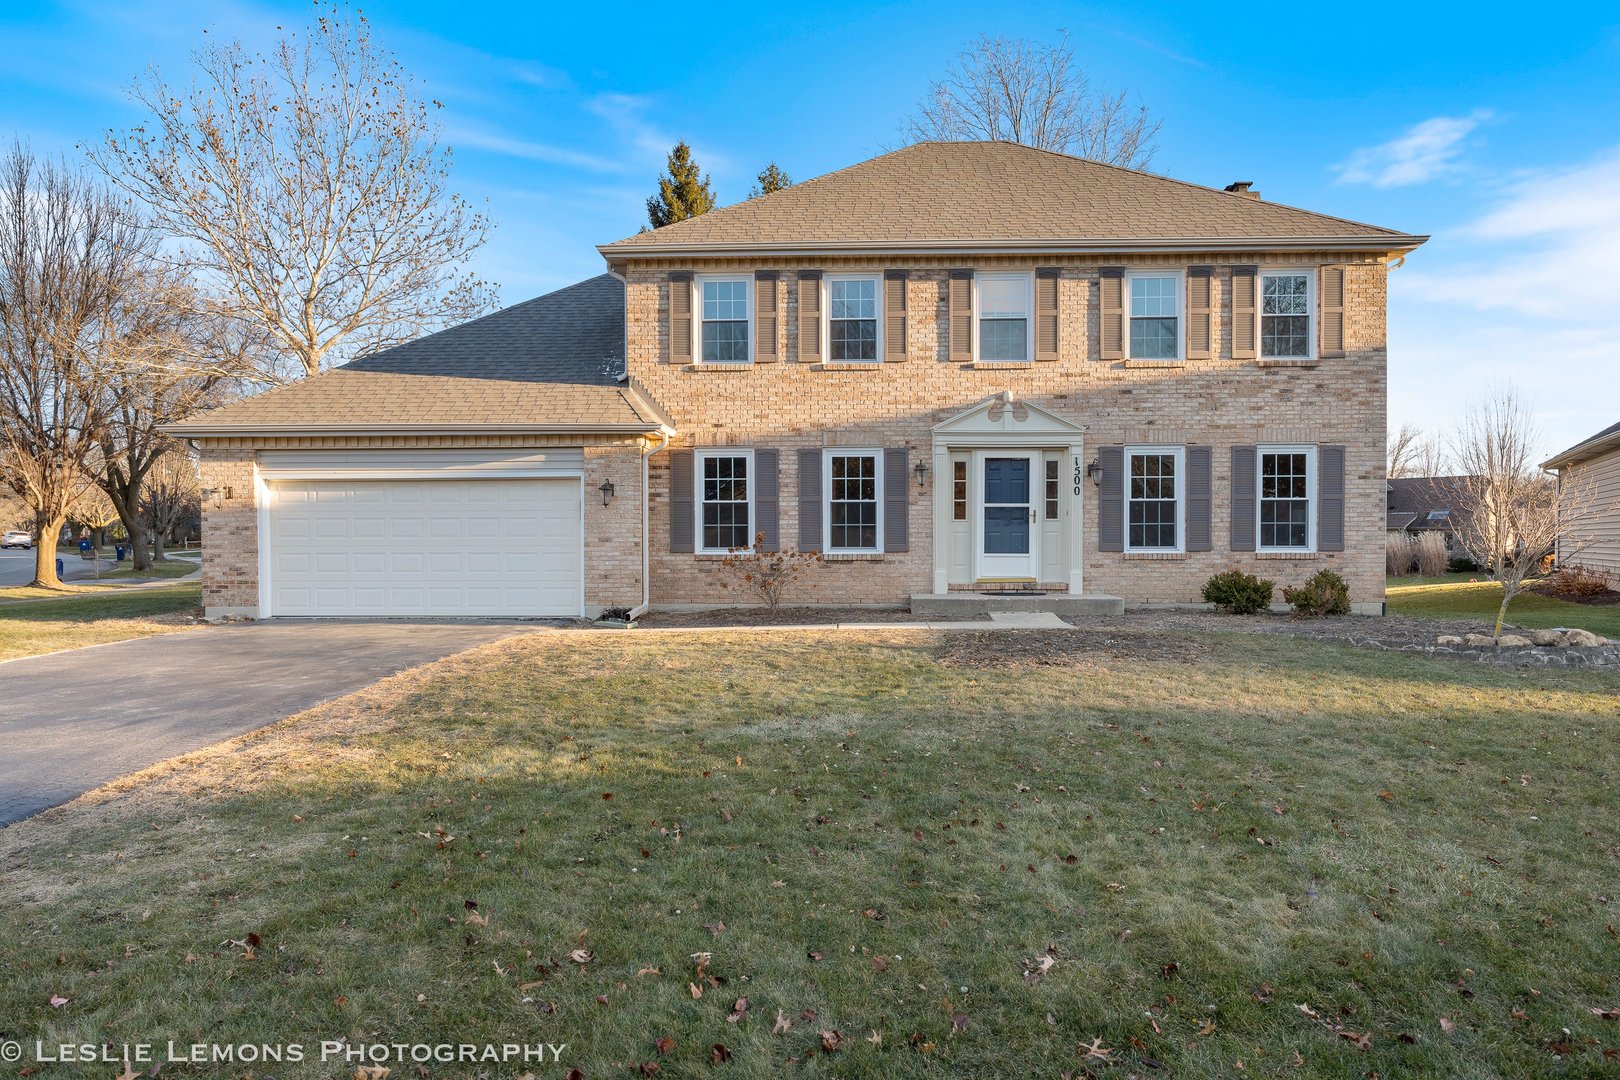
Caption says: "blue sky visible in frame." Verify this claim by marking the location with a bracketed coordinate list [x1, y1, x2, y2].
[4, 0, 1619, 457]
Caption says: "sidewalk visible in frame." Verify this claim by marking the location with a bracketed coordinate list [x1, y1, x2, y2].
[597, 611, 1072, 633]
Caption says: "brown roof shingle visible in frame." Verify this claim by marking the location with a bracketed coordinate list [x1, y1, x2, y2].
[601, 141, 1425, 257]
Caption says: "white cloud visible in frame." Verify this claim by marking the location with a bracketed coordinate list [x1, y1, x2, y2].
[444, 125, 622, 172]
[586, 93, 732, 178]
[1336, 111, 1491, 188]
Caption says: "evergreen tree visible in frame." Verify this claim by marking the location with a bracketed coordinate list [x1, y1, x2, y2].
[748, 161, 793, 198]
[646, 141, 716, 229]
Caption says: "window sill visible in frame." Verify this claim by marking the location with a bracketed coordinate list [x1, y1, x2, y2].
[1255, 550, 1321, 560]
[1255, 358, 1319, 369]
[1123, 551, 1189, 560]
[681, 363, 753, 374]
[810, 362, 884, 372]
[1123, 358, 1185, 369]
[966, 360, 1033, 370]
[694, 552, 740, 561]
[823, 552, 885, 562]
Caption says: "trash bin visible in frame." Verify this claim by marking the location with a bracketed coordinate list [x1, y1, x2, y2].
[115, 544, 126, 562]
[56, 557, 63, 578]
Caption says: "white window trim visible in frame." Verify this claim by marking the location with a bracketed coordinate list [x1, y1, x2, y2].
[695, 448, 755, 554]
[971, 270, 1035, 363]
[1124, 268, 1185, 362]
[822, 448, 884, 554]
[1124, 445, 1186, 553]
[822, 273, 883, 363]
[693, 274, 754, 365]
[1258, 268, 1316, 361]
[1256, 444, 1316, 553]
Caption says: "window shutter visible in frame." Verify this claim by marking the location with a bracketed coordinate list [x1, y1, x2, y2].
[796, 447, 822, 551]
[1231, 445, 1256, 551]
[668, 448, 694, 552]
[1187, 266, 1213, 360]
[796, 271, 822, 362]
[1186, 445, 1212, 551]
[668, 271, 693, 365]
[884, 447, 909, 552]
[1318, 444, 1345, 551]
[1034, 267, 1060, 361]
[1319, 266, 1346, 358]
[948, 269, 973, 361]
[755, 449, 779, 549]
[883, 270, 907, 362]
[1097, 445, 1124, 552]
[1231, 266, 1257, 360]
[755, 270, 778, 363]
[1098, 267, 1124, 360]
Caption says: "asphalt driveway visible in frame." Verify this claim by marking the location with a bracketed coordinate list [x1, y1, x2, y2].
[0, 621, 536, 825]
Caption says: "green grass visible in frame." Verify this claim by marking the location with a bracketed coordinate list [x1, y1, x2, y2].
[2, 629, 1617, 1077]
[94, 557, 202, 580]
[0, 581, 202, 659]
[1389, 579, 1620, 638]
[1387, 572, 1481, 589]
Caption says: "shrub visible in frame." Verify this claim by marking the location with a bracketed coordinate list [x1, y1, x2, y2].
[1201, 570, 1275, 615]
[1542, 564, 1613, 599]
[718, 532, 823, 611]
[1283, 570, 1352, 617]
[1448, 555, 1480, 573]
[1386, 534, 1415, 576]
[1414, 532, 1449, 577]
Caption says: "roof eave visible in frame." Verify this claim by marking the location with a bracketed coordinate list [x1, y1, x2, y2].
[598, 235, 1430, 260]
[1542, 428, 1620, 470]
[162, 421, 667, 439]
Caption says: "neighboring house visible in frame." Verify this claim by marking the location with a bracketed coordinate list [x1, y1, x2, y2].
[1542, 419, 1620, 580]
[1386, 475, 1470, 550]
[167, 141, 1425, 620]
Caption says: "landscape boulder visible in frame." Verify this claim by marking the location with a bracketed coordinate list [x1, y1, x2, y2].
[1436, 635, 1463, 646]
[1463, 633, 1498, 647]
[1495, 634, 1534, 647]
[1563, 628, 1610, 647]
[1530, 629, 1565, 647]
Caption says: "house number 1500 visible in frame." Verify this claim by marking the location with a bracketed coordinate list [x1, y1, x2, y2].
[1072, 457, 1085, 496]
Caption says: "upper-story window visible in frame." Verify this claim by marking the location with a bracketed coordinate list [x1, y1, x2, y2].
[1127, 271, 1181, 360]
[1258, 445, 1315, 551]
[1261, 271, 1313, 359]
[698, 275, 751, 364]
[975, 273, 1031, 362]
[826, 275, 880, 362]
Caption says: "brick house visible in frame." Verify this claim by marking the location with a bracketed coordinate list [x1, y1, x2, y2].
[169, 142, 1425, 619]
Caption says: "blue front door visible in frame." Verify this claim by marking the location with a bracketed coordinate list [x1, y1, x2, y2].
[979, 454, 1037, 578]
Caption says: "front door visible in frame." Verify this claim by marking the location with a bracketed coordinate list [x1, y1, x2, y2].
[977, 453, 1039, 580]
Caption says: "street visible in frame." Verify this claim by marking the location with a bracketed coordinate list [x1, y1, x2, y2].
[0, 547, 108, 586]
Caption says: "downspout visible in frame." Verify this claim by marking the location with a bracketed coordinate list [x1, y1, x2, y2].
[630, 429, 670, 619]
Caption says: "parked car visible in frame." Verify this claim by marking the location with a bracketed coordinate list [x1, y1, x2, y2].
[1, 530, 33, 549]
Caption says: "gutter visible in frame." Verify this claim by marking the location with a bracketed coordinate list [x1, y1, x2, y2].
[598, 234, 1431, 260]
[1541, 428, 1620, 471]
[161, 421, 666, 439]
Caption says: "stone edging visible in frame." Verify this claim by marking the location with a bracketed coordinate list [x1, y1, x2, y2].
[1349, 640, 1620, 669]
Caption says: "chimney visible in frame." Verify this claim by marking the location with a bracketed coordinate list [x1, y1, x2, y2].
[1225, 181, 1260, 199]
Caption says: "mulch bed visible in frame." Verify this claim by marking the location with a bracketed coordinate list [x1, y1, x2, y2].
[934, 628, 1213, 669]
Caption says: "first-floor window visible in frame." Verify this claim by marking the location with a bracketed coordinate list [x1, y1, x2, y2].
[826, 451, 881, 552]
[1258, 446, 1313, 550]
[1127, 447, 1182, 550]
[698, 451, 752, 551]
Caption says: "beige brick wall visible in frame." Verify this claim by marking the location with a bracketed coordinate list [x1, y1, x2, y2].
[626, 254, 1389, 610]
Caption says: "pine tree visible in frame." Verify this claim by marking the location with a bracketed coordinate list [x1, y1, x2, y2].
[748, 161, 793, 199]
[646, 141, 716, 229]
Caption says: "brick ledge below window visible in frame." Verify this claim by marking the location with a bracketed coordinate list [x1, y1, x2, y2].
[680, 363, 753, 374]
[1123, 551, 1190, 560]
[1255, 551, 1323, 560]
[966, 360, 1034, 370]
[823, 552, 885, 562]
[1255, 358, 1320, 369]
[809, 362, 885, 372]
[1123, 359, 1186, 369]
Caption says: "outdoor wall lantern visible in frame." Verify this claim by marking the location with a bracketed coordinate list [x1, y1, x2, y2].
[598, 479, 616, 506]
[1086, 459, 1104, 486]
[914, 459, 929, 489]
[201, 485, 233, 508]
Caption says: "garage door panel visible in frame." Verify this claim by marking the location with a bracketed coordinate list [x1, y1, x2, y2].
[267, 478, 581, 617]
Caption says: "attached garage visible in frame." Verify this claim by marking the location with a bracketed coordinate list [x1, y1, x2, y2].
[257, 450, 584, 618]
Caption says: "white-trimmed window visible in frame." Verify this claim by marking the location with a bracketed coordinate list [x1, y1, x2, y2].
[697, 275, 752, 364]
[697, 449, 753, 552]
[825, 275, 880, 362]
[1126, 446, 1184, 551]
[824, 449, 882, 553]
[1260, 271, 1313, 359]
[1127, 271, 1182, 360]
[1257, 445, 1315, 551]
[974, 272, 1032, 362]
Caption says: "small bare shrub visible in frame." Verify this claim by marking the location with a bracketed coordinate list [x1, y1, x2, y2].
[1386, 534, 1416, 576]
[718, 532, 823, 611]
[1414, 531, 1449, 577]
[1543, 564, 1612, 599]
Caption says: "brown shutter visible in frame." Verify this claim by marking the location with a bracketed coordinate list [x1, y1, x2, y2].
[1186, 445, 1212, 551]
[1097, 446, 1124, 552]
[1318, 444, 1345, 551]
[668, 271, 693, 365]
[796, 271, 823, 363]
[883, 269, 907, 362]
[1319, 266, 1346, 358]
[668, 448, 694, 552]
[796, 448, 822, 551]
[1231, 266, 1257, 359]
[1231, 445, 1256, 551]
[1098, 267, 1124, 360]
[948, 269, 973, 361]
[754, 270, 778, 362]
[754, 449, 779, 548]
[1034, 267, 1060, 361]
[883, 448, 909, 552]
[1187, 266, 1213, 360]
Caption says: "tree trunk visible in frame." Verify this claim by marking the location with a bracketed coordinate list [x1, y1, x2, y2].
[152, 531, 168, 561]
[32, 513, 66, 589]
[1493, 589, 1512, 640]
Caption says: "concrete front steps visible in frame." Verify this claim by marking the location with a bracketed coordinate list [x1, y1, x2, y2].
[910, 592, 1125, 617]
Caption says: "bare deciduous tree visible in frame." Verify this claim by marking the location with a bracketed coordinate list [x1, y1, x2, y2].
[143, 450, 202, 560]
[1451, 390, 1600, 638]
[93, 3, 496, 381]
[903, 33, 1161, 168]
[1387, 422, 1444, 478]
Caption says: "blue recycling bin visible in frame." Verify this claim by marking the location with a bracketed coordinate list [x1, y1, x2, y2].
[56, 557, 63, 578]
[115, 544, 126, 562]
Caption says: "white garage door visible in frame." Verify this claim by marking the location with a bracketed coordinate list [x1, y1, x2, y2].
[265, 478, 581, 617]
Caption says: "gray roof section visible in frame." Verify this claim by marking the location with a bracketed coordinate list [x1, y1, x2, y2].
[1543, 419, 1620, 469]
[168, 275, 672, 435]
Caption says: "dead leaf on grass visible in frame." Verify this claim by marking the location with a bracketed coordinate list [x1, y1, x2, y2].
[726, 997, 749, 1023]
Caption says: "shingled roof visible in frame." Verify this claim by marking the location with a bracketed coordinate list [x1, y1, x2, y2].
[1543, 419, 1620, 469]
[600, 141, 1426, 258]
[168, 275, 671, 436]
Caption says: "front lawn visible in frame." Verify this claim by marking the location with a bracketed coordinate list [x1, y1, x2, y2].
[0, 582, 202, 660]
[1389, 579, 1620, 639]
[2, 629, 1617, 1077]
[95, 557, 202, 581]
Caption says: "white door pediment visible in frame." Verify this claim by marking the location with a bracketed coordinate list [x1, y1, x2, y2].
[932, 393, 1086, 441]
